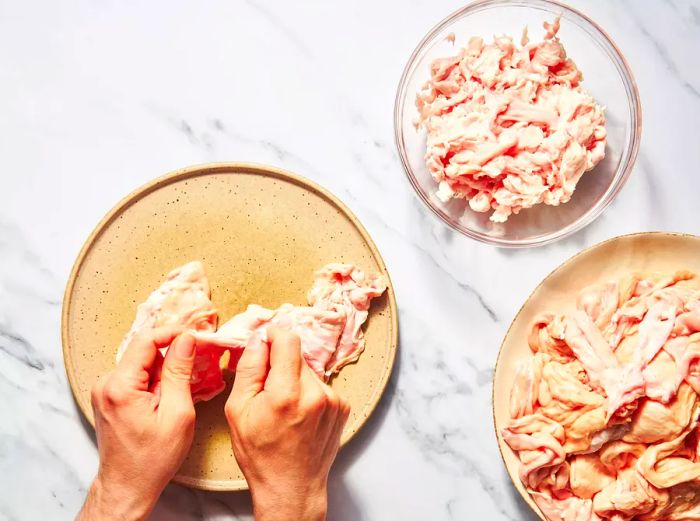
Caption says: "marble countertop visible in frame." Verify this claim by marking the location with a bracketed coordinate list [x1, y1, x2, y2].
[1, 0, 699, 519]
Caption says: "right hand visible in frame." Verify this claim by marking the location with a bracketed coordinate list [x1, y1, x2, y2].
[225, 328, 350, 521]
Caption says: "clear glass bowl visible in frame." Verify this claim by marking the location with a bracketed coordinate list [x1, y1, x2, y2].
[394, 0, 641, 247]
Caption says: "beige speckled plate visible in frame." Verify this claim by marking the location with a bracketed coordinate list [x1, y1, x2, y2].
[493, 232, 700, 520]
[62, 163, 398, 491]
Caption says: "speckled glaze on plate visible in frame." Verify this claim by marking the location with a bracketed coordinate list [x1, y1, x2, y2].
[62, 163, 398, 491]
[493, 232, 700, 521]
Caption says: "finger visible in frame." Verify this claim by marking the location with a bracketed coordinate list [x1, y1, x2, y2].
[117, 325, 184, 388]
[266, 327, 303, 392]
[159, 333, 196, 417]
[148, 351, 165, 397]
[307, 370, 340, 436]
[230, 332, 270, 403]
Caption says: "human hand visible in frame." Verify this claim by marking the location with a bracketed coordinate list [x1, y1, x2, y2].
[225, 328, 350, 521]
[78, 326, 197, 521]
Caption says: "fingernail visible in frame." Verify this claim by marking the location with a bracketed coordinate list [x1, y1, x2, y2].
[173, 333, 195, 359]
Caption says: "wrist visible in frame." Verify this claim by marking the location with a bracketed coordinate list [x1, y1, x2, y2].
[251, 480, 327, 521]
[78, 476, 156, 521]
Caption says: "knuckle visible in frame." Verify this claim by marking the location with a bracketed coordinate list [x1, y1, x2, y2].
[102, 379, 128, 406]
[163, 364, 192, 382]
[303, 391, 328, 414]
[175, 406, 196, 426]
[269, 327, 300, 347]
[272, 393, 298, 413]
[325, 390, 340, 410]
[234, 363, 258, 381]
[90, 379, 105, 406]
[224, 398, 245, 422]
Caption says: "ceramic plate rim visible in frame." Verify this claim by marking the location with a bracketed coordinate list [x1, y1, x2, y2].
[61, 162, 399, 491]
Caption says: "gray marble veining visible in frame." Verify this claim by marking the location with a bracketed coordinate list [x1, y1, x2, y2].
[1, 0, 698, 519]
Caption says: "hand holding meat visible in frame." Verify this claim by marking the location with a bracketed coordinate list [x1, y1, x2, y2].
[226, 328, 351, 521]
[78, 327, 197, 521]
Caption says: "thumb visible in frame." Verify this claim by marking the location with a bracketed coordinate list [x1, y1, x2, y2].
[230, 333, 270, 403]
[159, 333, 196, 414]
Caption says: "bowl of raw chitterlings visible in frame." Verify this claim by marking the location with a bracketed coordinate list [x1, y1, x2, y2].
[394, 0, 641, 247]
[494, 233, 700, 521]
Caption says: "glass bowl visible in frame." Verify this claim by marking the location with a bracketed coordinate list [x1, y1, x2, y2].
[394, 0, 641, 247]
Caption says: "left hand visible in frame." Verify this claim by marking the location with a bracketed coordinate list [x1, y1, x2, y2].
[77, 326, 197, 521]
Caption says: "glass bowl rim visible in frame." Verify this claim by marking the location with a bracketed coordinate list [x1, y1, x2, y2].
[393, 0, 643, 248]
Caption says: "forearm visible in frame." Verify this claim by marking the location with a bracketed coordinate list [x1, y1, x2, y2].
[77, 477, 155, 521]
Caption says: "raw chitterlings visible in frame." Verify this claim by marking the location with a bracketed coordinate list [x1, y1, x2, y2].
[116, 261, 387, 402]
[416, 18, 606, 222]
[504, 271, 700, 521]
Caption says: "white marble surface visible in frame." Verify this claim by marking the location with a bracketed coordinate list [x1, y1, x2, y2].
[1, 0, 699, 519]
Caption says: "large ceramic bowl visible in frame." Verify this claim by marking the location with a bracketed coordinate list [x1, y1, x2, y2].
[395, 0, 641, 247]
[493, 232, 700, 520]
